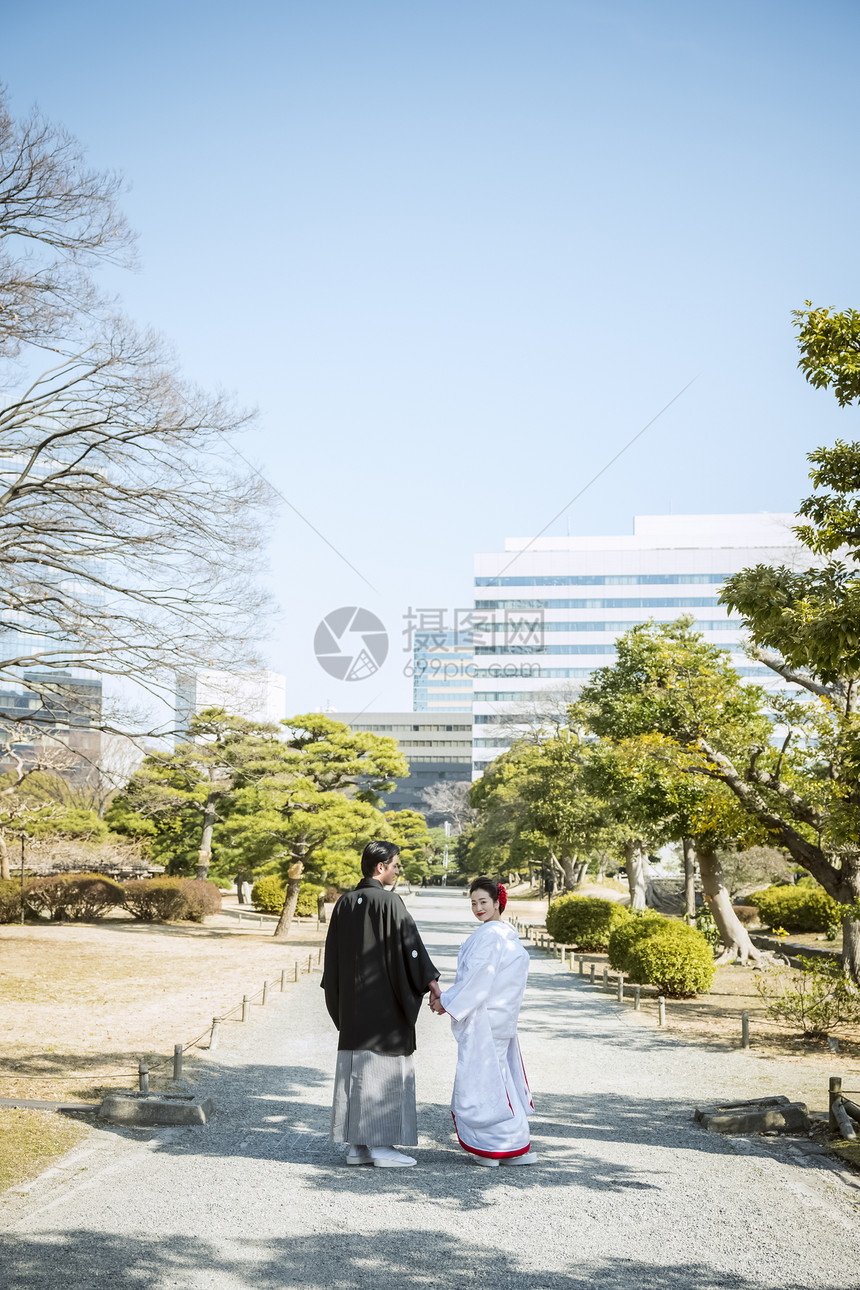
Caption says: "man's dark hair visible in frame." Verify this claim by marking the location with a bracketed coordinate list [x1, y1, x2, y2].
[361, 840, 400, 879]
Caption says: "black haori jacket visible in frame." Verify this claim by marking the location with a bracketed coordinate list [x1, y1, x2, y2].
[321, 878, 439, 1056]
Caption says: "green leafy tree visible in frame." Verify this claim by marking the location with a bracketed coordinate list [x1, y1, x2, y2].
[579, 619, 782, 963]
[224, 714, 408, 938]
[107, 709, 283, 879]
[714, 314, 860, 977]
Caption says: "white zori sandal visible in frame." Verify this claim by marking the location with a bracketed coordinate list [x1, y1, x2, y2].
[369, 1147, 417, 1167]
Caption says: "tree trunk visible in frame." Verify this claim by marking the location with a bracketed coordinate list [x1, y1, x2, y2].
[274, 861, 303, 940]
[594, 854, 609, 884]
[0, 830, 10, 882]
[317, 891, 327, 925]
[682, 837, 696, 923]
[572, 858, 589, 887]
[624, 839, 653, 910]
[697, 846, 767, 965]
[842, 917, 860, 985]
[556, 851, 577, 890]
[196, 791, 218, 881]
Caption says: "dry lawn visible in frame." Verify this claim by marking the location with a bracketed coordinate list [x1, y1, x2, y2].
[0, 909, 327, 1103]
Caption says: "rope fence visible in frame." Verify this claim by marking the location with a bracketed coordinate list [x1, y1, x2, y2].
[0, 945, 325, 1089]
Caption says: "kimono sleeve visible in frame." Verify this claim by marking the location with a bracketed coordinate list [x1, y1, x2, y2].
[384, 898, 439, 1028]
[440, 929, 503, 1022]
[320, 900, 341, 1028]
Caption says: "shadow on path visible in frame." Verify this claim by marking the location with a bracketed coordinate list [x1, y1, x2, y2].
[0, 1228, 848, 1290]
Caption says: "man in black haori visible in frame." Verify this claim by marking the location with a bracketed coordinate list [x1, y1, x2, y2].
[322, 840, 440, 1167]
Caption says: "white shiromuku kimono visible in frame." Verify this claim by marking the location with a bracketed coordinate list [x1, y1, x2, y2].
[440, 918, 533, 1160]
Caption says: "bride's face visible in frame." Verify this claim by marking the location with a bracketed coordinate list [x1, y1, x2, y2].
[471, 889, 500, 922]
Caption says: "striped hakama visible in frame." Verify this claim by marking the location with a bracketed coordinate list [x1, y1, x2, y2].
[331, 1049, 418, 1146]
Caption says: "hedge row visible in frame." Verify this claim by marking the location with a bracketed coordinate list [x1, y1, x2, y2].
[747, 885, 841, 933]
[251, 876, 325, 918]
[608, 912, 715, 998]
[545, 895, 630, 951]
[0, 874, 222, 924]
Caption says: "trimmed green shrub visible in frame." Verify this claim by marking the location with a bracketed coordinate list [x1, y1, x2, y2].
[545, 895, 630, 951]
[626, 923, 716, 998]
[607, 911, 667, 973]
[296, 883, 324, 918]
[251, 875, 285, 914]
[24, 873, 124, 921]
[0, 878, 24, 922]
[748, 885, 841, 933]
[122, 877, 187, 921]
[179, 879, 222, 922]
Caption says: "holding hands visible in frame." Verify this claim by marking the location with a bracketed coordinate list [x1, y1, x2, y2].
[428, 979, 446, 1016]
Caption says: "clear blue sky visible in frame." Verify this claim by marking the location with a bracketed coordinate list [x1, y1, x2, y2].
[6, 1, 860, 714]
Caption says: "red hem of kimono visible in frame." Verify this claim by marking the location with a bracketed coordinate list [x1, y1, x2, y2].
[451, 1112, 531, 1159]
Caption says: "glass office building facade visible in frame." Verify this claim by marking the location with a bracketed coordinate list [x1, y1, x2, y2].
[471, 513, 818, 775]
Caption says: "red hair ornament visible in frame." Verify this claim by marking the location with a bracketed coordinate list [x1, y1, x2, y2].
[497, 883, 508, 912]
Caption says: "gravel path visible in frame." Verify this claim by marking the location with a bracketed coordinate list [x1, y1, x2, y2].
[1, 890, 858, 1289]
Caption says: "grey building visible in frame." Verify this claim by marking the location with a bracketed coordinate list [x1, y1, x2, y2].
[340, 711, 473, 818]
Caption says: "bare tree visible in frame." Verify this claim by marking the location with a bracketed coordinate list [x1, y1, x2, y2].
[0, 86, 134, 357]
[0, 91, 272, 730]
[419, 780, 476, 833]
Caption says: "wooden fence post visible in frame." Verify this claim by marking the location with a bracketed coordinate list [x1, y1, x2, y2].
[829, 1076, 843, 1132]
[657, 996, 666, 1027]
[280, 969, 288, 992]
[138, 1060, 149, 1095]
[262, 980, 269, 1006]
[634, 985, 640, 1011]
[173, 1043, 183, 1080]
[294, 960, 299, 982]
[242, 994, 250, 1022]
[617, 973, 624, 1003]
[741, 1011, 750, 1049]
[209, 1018, 221, 1050]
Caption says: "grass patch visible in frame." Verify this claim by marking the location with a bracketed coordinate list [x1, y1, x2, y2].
[0, 1109, 90, 1192]
[830, 1139, 860, 1171]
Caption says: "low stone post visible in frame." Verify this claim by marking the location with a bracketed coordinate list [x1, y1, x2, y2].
[318, 946, 322, 964]
[589, 963, 596, 985]
[280, 969, 288, 992]
[209, 1018, 221, 1050]
[633, 985, 641, 1011]
[138, 1060, 149, 1095]
[242, 994, 250, 1023]
[617, 973, 624, 1003]
[657, 996, 666, 1027]
[602, 967, 609, 990]
[578, 957, 584, 976]
[294, 960, 299, 982]
[307, 953, 313, 973]
[741, 1011, 750, 1049]
[173, 1043, 183, 1081]
[262, 980, 269, 1006]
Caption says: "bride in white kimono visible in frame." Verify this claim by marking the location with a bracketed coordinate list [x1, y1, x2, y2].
[430, 876, 535, 1165]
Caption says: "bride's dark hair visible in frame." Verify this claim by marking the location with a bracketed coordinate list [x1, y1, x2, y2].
[469, 876, 500, 905]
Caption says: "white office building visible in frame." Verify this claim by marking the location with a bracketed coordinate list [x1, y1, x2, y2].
[471, 513, 817, 775]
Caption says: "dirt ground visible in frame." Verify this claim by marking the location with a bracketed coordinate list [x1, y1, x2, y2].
[0, 906, 328, 1103]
